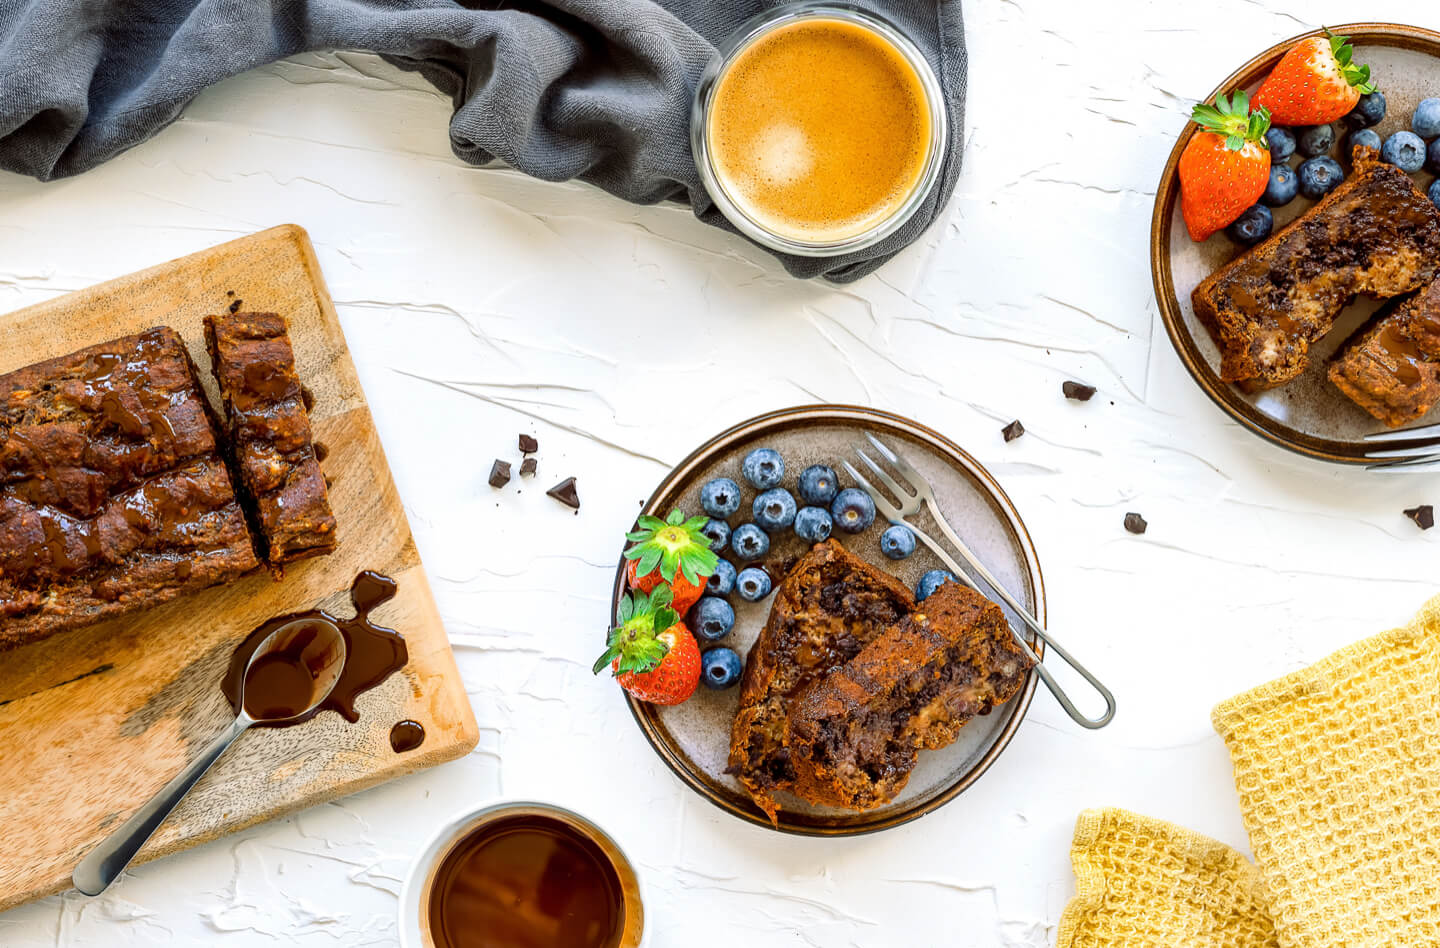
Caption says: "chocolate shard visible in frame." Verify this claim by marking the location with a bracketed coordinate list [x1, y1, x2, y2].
[520, 457, 537, 477]
[1002, 419, 1025, 443]
[1123, 512, 1147, 535]
[1404, 504, 1434, 530]
[518, 433, 539, 454]
[488, 460, 511, 488]
[1063, 381, 1096, 401]
[547, 476, 580, 510]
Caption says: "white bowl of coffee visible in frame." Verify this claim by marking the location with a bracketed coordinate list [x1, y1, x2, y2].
[399, 801, 646, 948]
[692, 2, 947, 257]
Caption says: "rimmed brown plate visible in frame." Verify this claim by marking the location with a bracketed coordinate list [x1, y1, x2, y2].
[610, 405, 1045, 836]
[1152, 22, 1440, 464]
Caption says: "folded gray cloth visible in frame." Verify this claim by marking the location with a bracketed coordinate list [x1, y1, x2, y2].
[0, 0, 965, 281]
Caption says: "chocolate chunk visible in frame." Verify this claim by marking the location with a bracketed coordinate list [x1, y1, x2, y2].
[520, 457, 537, 477]
[488, 460, 511, 488]
[518, 434, 539, 454]
[1405, 505, 1434, 530]
[1063, 381, 1096, 401]
[1002, 420, 1025, 443]
[547, 477, 580, 509]
[228, 298, 242, 313]
[1123, 512, 1147, 535]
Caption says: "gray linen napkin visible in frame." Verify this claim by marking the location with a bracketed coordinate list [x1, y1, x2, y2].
[0, 0, 966, 281]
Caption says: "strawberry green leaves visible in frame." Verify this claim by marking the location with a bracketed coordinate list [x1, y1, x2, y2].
[593, 586, 679, 676]
[623, 508, 719, 586]
[1191, 90, 1271, 152]
[1329, 33, 1377, 94]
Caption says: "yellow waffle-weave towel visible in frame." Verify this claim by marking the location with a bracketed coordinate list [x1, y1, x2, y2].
[1058, 593, 1440, 948]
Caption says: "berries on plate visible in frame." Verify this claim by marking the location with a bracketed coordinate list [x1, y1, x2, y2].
[1428, 139, 1440, 175]
[594, 586, 700, 706]
[797, 464, 839, 506]
[752, 488, 798, 533]
[741, 448, 784, 490]
[1226, 204, 1273, 246]
[701, 518, 730, 553]
[1179, 90, 1272, 241]
[915, 569, 957, 602]
[1295, 123, 1335, 157]
[624, 509, 719, 615]
[1345, 127, 1381, 155]
[736, 567, 772, 602]
[1381, 130, 1426, 172]
[793, 505, 833, 543]
[1264, 126, 1295, 161]
[700, 646, 743, 690]
[700, 477, 742, 519]
[879, 524, 917, 559]
[706, 558, 737, 597]
[831, 487, 876, 534]
[1261, 164, 1298, 206]
[691, 596, 736, 641]
[1296, 156, 1344, 199]
[1344, 90, 1386, 129]
[731, 523, 770, 561]
[1253, 33, 1375, 126]
[1413, 97, 1440, 139]
[1429, 179, 1440, 211]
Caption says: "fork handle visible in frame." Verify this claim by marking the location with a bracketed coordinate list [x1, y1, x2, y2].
[905, 520, 1116, 729]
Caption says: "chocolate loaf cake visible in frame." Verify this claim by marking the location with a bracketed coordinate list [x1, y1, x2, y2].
[1328, 277, 1440, 428]
[785, 582, 1033, 811]
[727, 540, 915, 823]
[0, 328, 258, 651]
[1192, 148, 1440, 390]
[204, 312, 336, 567]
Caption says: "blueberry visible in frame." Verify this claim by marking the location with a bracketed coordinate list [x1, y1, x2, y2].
[1430, 179, 1440, 211]
[797, 464, 839, 506]
[1412, 97, 1440, 139]
[730, 523, 770, 561]
[831, 488, 875, 534]
[691, 596, 735, 641]
[741, 448, 784, 490]
[752, 488, 797, 533]
[706, 558, 737, 597]
[1264, 127, 1295, 161]
[736, 567, 772, 602]
[1428, 139, 1440, 175]
[879, 524, 917, 559]
[1344, 127, 1382, 156]
[700, 477, 741, 519]
[1381, 131, 1427, 172]
[701, 646, 743, 690]
[1261, 164, 1298, 207]
[1297, 157, 1344, 199]
[698, 518, 730, 553]
[1225, 205, 1273, 246]
[1296, 123, 1335, 158]
[1344, 91, 1386, 129]
[915, 569, 957, 602]
[793, 506, 833, 543]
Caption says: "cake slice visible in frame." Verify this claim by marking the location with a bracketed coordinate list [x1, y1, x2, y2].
[0, 328, 258, 651]
[1191, 147, 1440, 390]
[204, 312, 337, 568]
[727, 539, 914, 823]
[784, 581, 1032, 812]
[1328, 276, 1440, 428]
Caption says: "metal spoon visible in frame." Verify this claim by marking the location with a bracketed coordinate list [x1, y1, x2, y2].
[72, 617, 347, 896]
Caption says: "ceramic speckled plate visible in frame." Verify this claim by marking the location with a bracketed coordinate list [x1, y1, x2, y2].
[610, 405, 1044, 836]
[1153, 23, 1440, 464]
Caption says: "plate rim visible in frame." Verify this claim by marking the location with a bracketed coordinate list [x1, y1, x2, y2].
[610, 403, 1047, 837]
[1150, 22, 1440, 465]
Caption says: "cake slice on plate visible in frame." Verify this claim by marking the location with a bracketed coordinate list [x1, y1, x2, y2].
[1328, 275, 1440, 428]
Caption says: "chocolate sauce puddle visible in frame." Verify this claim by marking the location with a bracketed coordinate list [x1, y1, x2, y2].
[223, 571, 407, 727]
[389, 719, 425, 752]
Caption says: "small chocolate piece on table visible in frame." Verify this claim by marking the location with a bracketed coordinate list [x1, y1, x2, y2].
[488, 460, 512, 488]
[1063, 380, 1096, 401]
[1405, 505, 1434, 530]
[547, 477, 580, 510]
[520, 457, 537, 477]
[1002, 419, 1025, 443]
[518, 434, 538, 454]
[1123, 512, 1148, 535]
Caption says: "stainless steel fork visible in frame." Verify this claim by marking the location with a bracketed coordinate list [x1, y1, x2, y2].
[844, 433, 1116, 729]
[1362, 420, 1440, 472]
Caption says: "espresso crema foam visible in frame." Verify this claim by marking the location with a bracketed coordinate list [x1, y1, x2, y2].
[706, 18, 932, 243]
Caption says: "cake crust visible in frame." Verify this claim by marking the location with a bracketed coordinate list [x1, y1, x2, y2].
[1328, 276, 1440, 428]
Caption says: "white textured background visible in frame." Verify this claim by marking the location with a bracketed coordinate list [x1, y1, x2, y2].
[2, 1, 1437, 945]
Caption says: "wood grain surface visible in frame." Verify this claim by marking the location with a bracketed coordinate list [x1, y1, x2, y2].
[0, 225, 479, 912]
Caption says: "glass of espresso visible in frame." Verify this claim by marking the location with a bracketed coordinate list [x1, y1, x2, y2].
[692, 2, 947, 257]
[401, 802, 645, 948]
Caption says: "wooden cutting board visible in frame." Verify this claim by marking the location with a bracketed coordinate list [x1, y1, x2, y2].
[0, 225, 478, 911]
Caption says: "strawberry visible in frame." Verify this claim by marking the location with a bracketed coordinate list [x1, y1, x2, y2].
[623, 509, 718, 614]
[1179, 91, 1272, 242]
[593, 586, 701, 705]
[1254, 33, 1376, 127]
